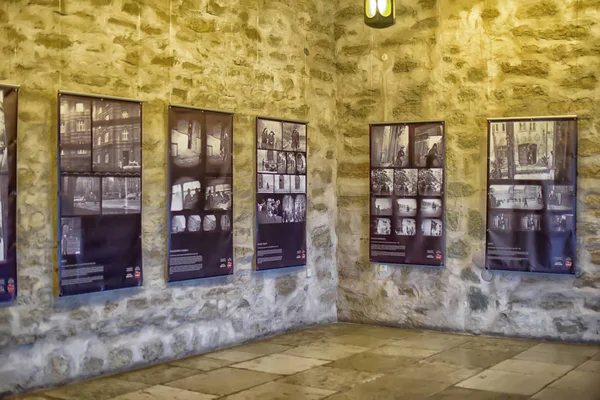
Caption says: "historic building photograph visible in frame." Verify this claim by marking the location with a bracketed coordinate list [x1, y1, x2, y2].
[60, 97, 92, 172]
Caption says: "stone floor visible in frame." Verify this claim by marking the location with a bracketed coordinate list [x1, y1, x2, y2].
[11, 323, 600, 400]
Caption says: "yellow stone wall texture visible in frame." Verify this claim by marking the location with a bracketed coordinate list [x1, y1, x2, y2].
[336, 0, 600, 339]
[0, 0, 337, 395]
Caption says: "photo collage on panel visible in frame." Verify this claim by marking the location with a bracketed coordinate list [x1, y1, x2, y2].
[0, 86, 17, 303]
[58, 94, 143, 296]
[167, 107, 233, 282]
[486, 118, 577, 274]
[370, 122, 445, 266]
[256, 118, 307, 270]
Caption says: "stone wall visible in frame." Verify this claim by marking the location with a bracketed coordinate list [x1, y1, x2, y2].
[336, 0, 600, 341]
[0, 0, 337, 395]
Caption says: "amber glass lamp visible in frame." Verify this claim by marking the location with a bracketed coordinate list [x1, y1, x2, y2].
[365, 0, 395, 29]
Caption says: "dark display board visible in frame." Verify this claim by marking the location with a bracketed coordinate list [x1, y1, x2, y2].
[369, 121, 445, 266]
[486, 116, 577, 274]
[255, 117, 307, 270]
[0, 86, 18, 303]
[167, 106, 233, 281]
[57, 93, 143, 296]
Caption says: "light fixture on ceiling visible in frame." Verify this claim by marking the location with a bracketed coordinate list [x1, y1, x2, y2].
[364, 0, 395, 29]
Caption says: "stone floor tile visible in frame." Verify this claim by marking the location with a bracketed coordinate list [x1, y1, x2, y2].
[8, 396, 55, 400]
[514, 345, 594, 366]
[203, 349, 261, 363]
[266, 330, 334, 347]
[231, 342, 293, 355]
[456, 369, 561, 396]
[368, 344, 440, 359]
[391, 361, 481, 384]
[532, 387, 600, 400]
[576, 360, 600, 373]
[282, 342, 369, 361]
[490, 359, 573, 378]
[231, 353, 328, 375]
[277, 366, 382, 391]
[305, 323, 362, 336]
[110, 385, 217, 400]
[390, 333, 471, 351]
[327, 352, 418, 374]
[548, 370, 600, 392]
[222, 381, 336, 400]
[324, 376, 450, 400]
[116, 364, 201, 385]
[428, 387, 530, 399]
[460, 337, 537, 354]
[532, 342, 600, 357]
[324, 334, 391, 348]
[423, 347, 514, 369]
[42, 377, 149, 400]
[169, 356, 233, 371]
[166, 367, 279, 396]
[351, 325, 424, 339]
[592, 353, 600, 361]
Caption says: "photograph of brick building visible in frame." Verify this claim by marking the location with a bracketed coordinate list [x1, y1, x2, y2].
[60, 97, 92, 172]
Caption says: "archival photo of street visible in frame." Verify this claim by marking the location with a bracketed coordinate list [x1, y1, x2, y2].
[414, 124, 444, 168]
[421, 218, 443, 236]
[394, 169, 418, 196]
[548, 185, 575, 211]
[60, 96, 92, 172]
[187, 215, 202, 232]
[418, 168, 443, 196]
[490, 213, 512, 231]
[60, 176, 101, 216]
[257, 118, 283, 150]
[489, 120, 564, 180]
[92, 100, 141, 173]
[420, 199, 442, 218]
[274, 174, 290, 193]
[170, 116, 202, 168]
[371, 124, 409, 168]
[101, 177, 141, 214]
[551, 214, 574, 232]
[172, 215, 186, 234]
[221, 214, 231, 231]
[371, 197, 393, 216]
[61, 217, 82, 255]
[296, 153, 307, 174]
[205, 179, 232, 210]
[395, 218, 416, 236]
[203, 215, 217, 231]
[373, 218, 391, 235]
[371, 169, 394, 195]
[519, 214, 542, 231]
[282, 122, 307, 152]
[206, 113, 232, 175]
[258, 150, 279, 174]
[290, 175, 306, 194]
[258, 174, 274, 193]
[396, 198, 417, 217]
[489, 185, 543, 210]
[287, 152, 296, 174]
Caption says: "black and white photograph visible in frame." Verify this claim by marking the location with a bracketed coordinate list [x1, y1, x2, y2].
[519, 214, 542, 231]
[420, 199, 442, 218]
[171, 178, 201, 211]
[489, 120, 557, 180]
[61, 217, 82, 256]
[92, 100, 142, 173]
[296, 153, 307, 174]
[421, 218, 443, 236]
[394, 169, 418, 196]
[277, 151, 287, 174]
[221, 214, 231, 231]
[414, 124, 444, 168]
[395, 218, 416, 236]
[206, 113, 232, 174]
[274, 174, 291, 193]
[286, 152, 296, 174]
[60, 97, 92, 172]
[374, 218, 392, 235]
[551, 214, 574, 232]
[418, 168, 443, 196]
[0, 200, 4, 262]
[203, 215, 217, 231]
[171, 184, 184, 212]
[258, 174, 274, 193]
[205, 178, 232, 210]
[293, 194, 307, 223]
[290, 175, 306, 194]
[257, 195, 283, 224]
[257, 118, 283, 150]
[371, 124, 409, 167]
[60, 176, 101, 216]
[371, 169, 394, 195]
[101, 177, 141, 214]
[488, 185, 543, 210]
[172, 215, 186, 234]
[548, 185, 575, 211]
[257, 150, 279, 174]
[283, 122, 307, 152]
[0, 92, 7, 173]
[372, 197, 393, 216]
[395, 198, 417, 217]
[490, 213, 512, 231]
[187, 215, 202, 232]
[170, 117, 202, 168]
